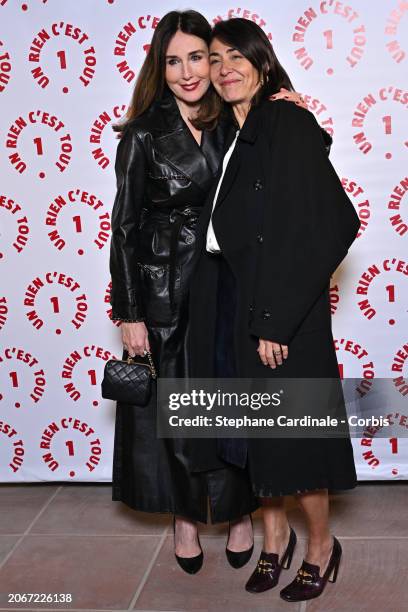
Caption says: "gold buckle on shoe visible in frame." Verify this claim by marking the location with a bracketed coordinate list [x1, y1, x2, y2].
[257, 559, 276, 574]
[296, 568, 314, 583]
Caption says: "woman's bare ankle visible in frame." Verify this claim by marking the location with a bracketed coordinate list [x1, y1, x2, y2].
[174, 516, 200, 557]
[227, 515, 253, 552]
[263, 522, 291, 556]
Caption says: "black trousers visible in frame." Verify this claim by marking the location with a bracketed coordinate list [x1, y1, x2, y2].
[214, 254, 248, 469]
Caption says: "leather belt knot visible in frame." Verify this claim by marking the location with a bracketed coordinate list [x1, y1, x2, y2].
[168, 206, 201, 312]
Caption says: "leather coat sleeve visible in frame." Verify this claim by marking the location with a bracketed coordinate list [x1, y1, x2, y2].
[249, 104, 360, 345]
[109, 127, 147, 321]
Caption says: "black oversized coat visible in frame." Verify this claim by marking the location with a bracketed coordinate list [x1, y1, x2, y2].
[109, 91, 259, 522]
[188, 99, 360, 495]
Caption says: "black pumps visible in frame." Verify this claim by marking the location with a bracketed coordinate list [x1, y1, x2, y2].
[173, 513, 255, 574]
[173, 516, 203, 574]
[226, 514, 254, 569]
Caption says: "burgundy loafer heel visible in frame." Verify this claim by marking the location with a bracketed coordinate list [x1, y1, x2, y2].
[281, 533, 296, 570]
[328, 548, 341, 583]
[280, 535, 342, 602]
[245, 527, 297, 593]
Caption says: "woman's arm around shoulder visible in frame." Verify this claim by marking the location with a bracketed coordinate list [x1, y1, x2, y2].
[265, 98, 333, 154]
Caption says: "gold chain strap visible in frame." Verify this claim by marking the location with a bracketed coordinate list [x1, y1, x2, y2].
[145, 350, 157, 379]
[126, 351, 157, 379]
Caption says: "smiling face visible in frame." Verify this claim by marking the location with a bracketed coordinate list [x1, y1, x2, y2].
[209, 38, 261, 105]
[165, 30, 211, 105]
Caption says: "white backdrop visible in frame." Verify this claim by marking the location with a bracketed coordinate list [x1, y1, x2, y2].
[1, 0, 407, 483]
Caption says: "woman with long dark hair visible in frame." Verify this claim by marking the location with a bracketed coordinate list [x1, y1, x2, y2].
[189, 18, 359, 601]
[109, 10, 324, 575]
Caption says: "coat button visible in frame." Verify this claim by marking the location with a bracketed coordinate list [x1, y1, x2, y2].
[185, 235, 193, 244]
[257, 234, 263, 243]
[253, 179, 263, 190]
[249, 304, 254, 312]
[261, 309, 271, 320]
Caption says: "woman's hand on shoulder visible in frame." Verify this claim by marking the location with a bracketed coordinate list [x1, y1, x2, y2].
[257, 339, 288, 368]
[121, 321, 150, 357]
[269, 87, 308, 110]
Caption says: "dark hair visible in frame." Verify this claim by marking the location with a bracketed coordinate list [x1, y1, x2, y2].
[113, 10, 221, 136]
[209, 18, 294, 108]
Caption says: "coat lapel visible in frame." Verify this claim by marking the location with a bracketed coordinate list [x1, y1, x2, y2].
[211, 104, 262, 212]
[151, 92, 215, 192]
[153, 129, 213, 192]
[211, 129, 241, 210]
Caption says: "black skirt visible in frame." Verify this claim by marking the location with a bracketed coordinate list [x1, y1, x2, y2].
[112, 257, 259, 523]
[213, 254, 358, 497]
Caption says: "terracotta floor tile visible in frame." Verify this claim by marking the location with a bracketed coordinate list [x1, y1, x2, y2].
[0, 484, 405, 610]
[307, 538, 408, 612]
[0, 536, 21, 562]
[32, 485, 169, 535]
[0, 485, 59, 534]
[0, 535, 161, 609]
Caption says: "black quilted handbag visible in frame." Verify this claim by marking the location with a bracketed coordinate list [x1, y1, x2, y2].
[101, 351, 157, 406]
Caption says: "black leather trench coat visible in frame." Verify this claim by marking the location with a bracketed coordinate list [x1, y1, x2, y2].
[188, 99, 360, 496]
[109, 91, 258, 523]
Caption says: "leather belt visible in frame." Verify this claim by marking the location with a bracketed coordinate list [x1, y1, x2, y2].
[142, 205, 201, 313]
[168, 206, 201, 312]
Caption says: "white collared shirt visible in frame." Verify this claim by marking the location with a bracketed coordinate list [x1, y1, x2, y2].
[206, 130, 240, 253]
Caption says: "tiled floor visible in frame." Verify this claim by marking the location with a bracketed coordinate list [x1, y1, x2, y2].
[0, 482, 406, 611]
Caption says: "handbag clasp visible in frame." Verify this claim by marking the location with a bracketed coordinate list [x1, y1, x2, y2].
[126, 351, 157, 379]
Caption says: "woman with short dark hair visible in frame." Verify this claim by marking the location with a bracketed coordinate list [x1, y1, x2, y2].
[189, 18, 360, 601]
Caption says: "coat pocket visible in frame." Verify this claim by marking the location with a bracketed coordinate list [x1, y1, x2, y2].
[137, 263, 181, 326]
